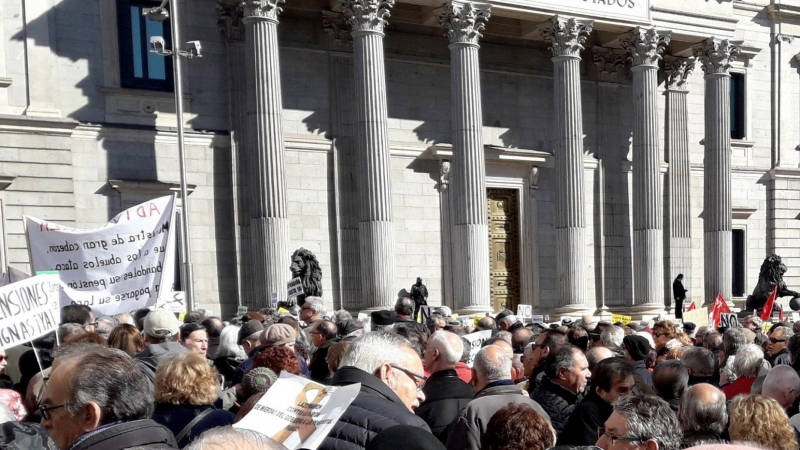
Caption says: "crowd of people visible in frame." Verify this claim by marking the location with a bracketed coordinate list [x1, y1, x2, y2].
[0, 296, 798, 450]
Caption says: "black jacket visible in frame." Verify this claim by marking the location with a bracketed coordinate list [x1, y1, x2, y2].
[68, 419, 178, 450]
[309, 340, 334, 382]
[394, 317, 428, 335]
[688, 374, 719, 388]
[415, 369, 474, 443]
[319, 367, 431, 450]
[681, 430, 722, 448]
[530, 377, 581, 434]
[557, 389, 612, 446]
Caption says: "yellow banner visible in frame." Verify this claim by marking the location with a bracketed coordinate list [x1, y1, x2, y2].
[611, 314, 632, 325]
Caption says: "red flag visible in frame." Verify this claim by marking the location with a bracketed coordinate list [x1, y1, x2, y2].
[761, 285, 778, 321]
[686, 300, 696, 312]
[711, 294, 731, 328]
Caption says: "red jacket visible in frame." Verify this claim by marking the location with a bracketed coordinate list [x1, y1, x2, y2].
[454, 362, 472, 384]
[722, 376, 756, 400]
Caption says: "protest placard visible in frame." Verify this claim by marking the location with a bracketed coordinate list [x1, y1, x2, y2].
[418, 305, 432, 324]
[517, 304, 532, 322]
[0, 273, 61, 350]
[462, 330, 492, 367]
[287, 278, 303, 302]
[532, 315, 544, 324]
[683, 307, 709, 327]
[235, 372, 360, 450]
[25, 196, 176, 316]
[611, 314, 632, 325]
[270, 292, 279, 308]
[155, 291, 185, 313]
[237, 305, 249, 316]
[720, 313, 740, 328]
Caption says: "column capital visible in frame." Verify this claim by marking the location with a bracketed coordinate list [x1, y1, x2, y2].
[436, 1, 491, 46]
[593, 47, 626, 82]
[620, 27, 670, 68]
[538, 15, 593, 58]
[342, 0, 395, 34]
[663, 55, 695, 91]
[695, 38, 742, 76]
[322, 11, 353, 52]
[241, 0, 283, 22]
[218, 2, 245, 41]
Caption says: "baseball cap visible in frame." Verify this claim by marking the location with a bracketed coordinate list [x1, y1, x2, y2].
[238, 320, 265, 345]
[259, 323, 296, 348]
[143, 310, 181, 339]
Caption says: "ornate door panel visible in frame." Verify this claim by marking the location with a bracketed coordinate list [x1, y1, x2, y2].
[488, 189, 520, 313]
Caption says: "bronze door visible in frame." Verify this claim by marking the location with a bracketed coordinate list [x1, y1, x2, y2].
[487, 189, 520, 313]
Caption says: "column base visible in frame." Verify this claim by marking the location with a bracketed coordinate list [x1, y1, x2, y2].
[24, 106, 61, 118]
[551, 304, 595, 321]
[626, 305, 671, 321]
[455, 305, 494, 317]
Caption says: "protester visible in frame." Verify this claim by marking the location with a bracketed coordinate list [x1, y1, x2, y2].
[201, 317, 224, 360]
[728, 394, 798, 450]
[476, 316, 497, 333]
[652, 360, 688, 412]
[559, 357, 634, 446]
[184, 426, 286, 450]
[600, 326, 624, 351]
[337, 319, 364, 342]
[371, 310, 396, 332]
[446, 345, 549, 450]
[512, 328, 534, 354]
[254, 346, 302, 376]
[416, 331, 474, 443]
[179, 323, 210, 357]
[680, 347, 718, 387]
[568, 327, 590, 352]
[152, 353, 235, 448]
[326, 341, 351, 377]
[135, 310, 187, 383]
[526, 329, 568, 391]
[722, 343, 763, 400]
[212, 325, 246, 385]
[720, 328, 747, 385]
[481, 403, 556, 450]
[762, 365, 800, 412]
[622, 335, 656, 395]
[585, 346, 615, 373]
[309, 320, 337, 382]
[40, 346, 178, 450]
[767, 326, 793, 366]
[743, 315, 766, 345]
[230, 320, 266, 385]
[393, 297, 427, 334]
[652, 321, 681, 351]
[677, 383, 727, 447]
[530, 345, 589, 435]
[596, 395, 681, 450]
[319, 332, 430, 450]
[301, 297, 327, 345]
[495, 310, 524, 334]
[427, 315, 447, 335]
[107, 323, 145, 356]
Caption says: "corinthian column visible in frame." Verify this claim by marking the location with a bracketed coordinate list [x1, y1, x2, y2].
[695, 38, 741, 304]
[241, 0, 290, 306]
[621, 27, 670, 314]
[663, 56, 695, 308]
[437, 1, 491, 314]
[538, 16, 593, 314]
[342, 0, 396, 309]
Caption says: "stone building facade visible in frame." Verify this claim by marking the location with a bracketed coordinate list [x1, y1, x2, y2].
[0, 0, 799, 318]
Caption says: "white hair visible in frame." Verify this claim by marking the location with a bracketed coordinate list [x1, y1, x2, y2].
[339, 332, 414, 373]
[498, 314, 518, 326]
[185, 426, 287, 450]
[601, 325, 624, 348]
[304, 297, 327, 318]
[429, 331, 463, 366]
[763, 365, 800, 401]
[473, 345, 512, 383]
[113, 312, 135, 326]
[217, 325, 246, 359]
[332, 309, 352, 323]
[733, 344, 764, 379]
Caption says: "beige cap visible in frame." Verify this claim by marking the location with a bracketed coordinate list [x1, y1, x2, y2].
[144, 310, 181, 339]
[259, 324, 296, 348]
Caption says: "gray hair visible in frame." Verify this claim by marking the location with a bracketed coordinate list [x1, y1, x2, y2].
[762, 365, 800, 403]
[95, 318, 115, 340]
[303, 297, 327, 318]
[680, 347, 715, 377]
[678, 384, 728, 434]
[732, 344, 763, 379]
[428, 331, 463, 366]
[332, 309, 352, 323]
[186, 426, 287, 450]
[473, 345, 512, 382]
[772, 326, 794, 339]
[498, 314, 518, 327]
[339, 332, 414, 373]
[744, 315, 763, 328]
[723, 328, 747, 355]
[113, 312, 135, 326]
[613, 395, 682, 450]
[63, 347, 153, 424]
[543, 345, 579, 379]
[217, 325, 246, 360]
[58, 323, 84, 343]
[601, 325, 624, 348]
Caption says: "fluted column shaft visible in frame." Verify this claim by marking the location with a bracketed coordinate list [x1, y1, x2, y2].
[438, 2, 491, 313]
[539, 16, 593, 311]
[696, 38, 740, 304]
[242, 1, 290, 306]
[344, 0, 396, 308]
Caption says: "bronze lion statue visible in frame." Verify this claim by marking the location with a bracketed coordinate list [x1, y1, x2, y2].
[280, 248, 322, 308]
[745, 254, 800, 313]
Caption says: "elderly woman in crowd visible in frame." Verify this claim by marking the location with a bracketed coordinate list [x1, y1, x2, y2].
[107, 323, 144, 356]
[180, 323, 209, 357]
[152, 352, 235, 448]
[652, 321, 682, 351]
[729, 394, 798, 450]
[254, 345, 303, 376]
[722, 343, 763, 400]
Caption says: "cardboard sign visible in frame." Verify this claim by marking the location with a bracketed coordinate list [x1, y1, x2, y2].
[235, 372, 360, 450]
[611, 314, 632, 325]
[418, 305, 432, 324]
[683, 307, 709, 327]
[237, 305, 249, 316]
[155, 291, 185, 313]
[25, 196, 176, 316]
[517, 304, 533, 321]
[270, 292, 278, 308]
[287, 279, 303, 302]
[462, 330, 492, 367]
[720, 313, 741, 328]
[532, 315, 544, 324]
[0, 273, 61, 350]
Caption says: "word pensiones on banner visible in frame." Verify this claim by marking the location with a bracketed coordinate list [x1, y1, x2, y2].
[25, 196, 176, 316]
[0, 273, 61, 350]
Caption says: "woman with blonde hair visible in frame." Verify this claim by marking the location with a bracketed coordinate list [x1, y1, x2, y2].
[152, 352, 234, 448]
[652, 320, 683, 350]
[729, 394, 798, 450]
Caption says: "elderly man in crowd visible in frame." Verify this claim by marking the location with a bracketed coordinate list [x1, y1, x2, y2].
[678, 384, 728, 447]
[652, 360, 689, 412]
[446, 345, 549, 450]
[134, 310, 186, 383]
[41, 346, 177, 450]
[586, 346, 616, 373]
[526, 329, 568, 391]
[495, 310, 524, 334]
[301, 296, 327, 348]
[309, 320, 338, 382]
[320, 332, 429, 450]
[596, 395, 682, 450]
[720, 328, 747, 385]
[475, 316, 497, 333]
[416, 331, 474, 443]
[600, 326, 624, 353]
[393, 297, 427, 334]
[531, 345, 590, 435]
[767, 326, 794, 366]
[762, 365, 800, 412]
[681, 347, 719, 387]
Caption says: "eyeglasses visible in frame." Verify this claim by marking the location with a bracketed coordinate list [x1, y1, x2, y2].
[0, 355, 7, 362]
[653, 332, 668, 338]
[598, 427, 641, 445]
[769, 337, 788, 344]
[38, 403, 67, 420]
[389, 364, 427, 391]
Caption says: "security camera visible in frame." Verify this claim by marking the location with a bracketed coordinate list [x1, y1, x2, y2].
[186, 41, 202, 58]
[143, 7, 169, 22]
[150, 36, 172, 56]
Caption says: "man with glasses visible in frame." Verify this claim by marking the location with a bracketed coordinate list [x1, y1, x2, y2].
[596, 395, 682, 450]
[446, 345, 550, 450]
[767, 325, 794, 366]
[526, 329, 567, 391]
[309, 320, 337, 382]
[319, 332, 429, 450]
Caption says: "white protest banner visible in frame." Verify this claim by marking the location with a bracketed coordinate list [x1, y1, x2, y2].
[0, 273, 61, 350]
[720, 313, 741, 328]
[462, 330, 492, 367]
[25, 195, 176, 316]
[517, 304, 532, 322]
[235, 372, 360, 450]
[287, 278, 303, 302]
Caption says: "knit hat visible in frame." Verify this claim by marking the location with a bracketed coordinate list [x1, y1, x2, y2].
[623, 335, 651, 361]
[367, 425, 446, 450]
[259, 323, 296, 347]
[683, 322, 697, 338]
[371, 310, 396, 326]
[143, 310, 181, 339]
[238, 320, 265, 345]
[242, 367, 278, 397]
